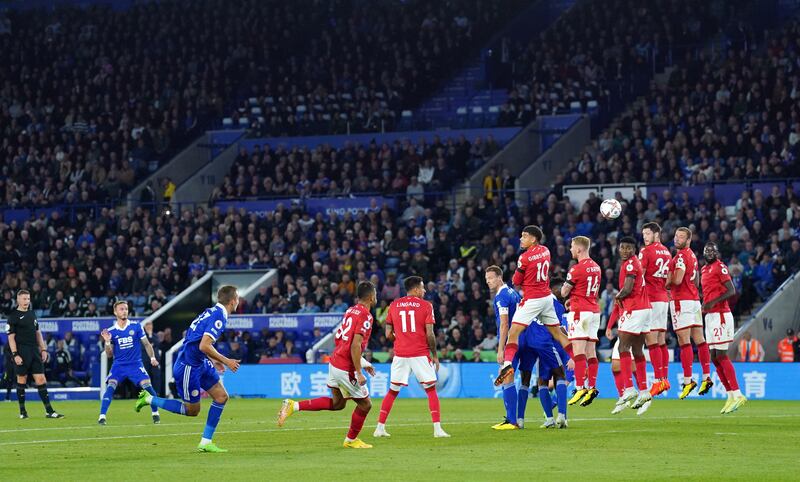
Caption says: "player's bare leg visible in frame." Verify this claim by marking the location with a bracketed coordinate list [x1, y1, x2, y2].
[343, 396, 373, 448]
[568, 339, 588, 405]
[711, 348, 746, 413]
[495, 324, 524, 385]
[279, 386, 346, 426]
[579, 340, 600, 406]
[675, 328, 698, 399]
[691, 326, 713, 395]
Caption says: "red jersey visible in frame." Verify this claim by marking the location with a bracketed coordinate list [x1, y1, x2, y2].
[668, 247, 699, 301]
[386, 296, 435, 357]
[565, 257, 601, 313]
[512, 244, 551, 300]
[639, 242, 671, 302]
[618, 256, 650, 312]
[329, 303, 373, 373]
[701, 260, 732, 313]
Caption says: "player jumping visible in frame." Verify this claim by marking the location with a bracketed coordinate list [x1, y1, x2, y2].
[668, 227, 713, 399]
[640, 222, 672, 397]
[135, 286, 241, 453]
[560, 236, 602, 407]
[374, 276, 449, 438]
[495, 226, 573, 386]
[700, 242, 747, 413]
[278, 282, 378, 449]
[99, 300, 160, 425]
[612, 237, 653, 412]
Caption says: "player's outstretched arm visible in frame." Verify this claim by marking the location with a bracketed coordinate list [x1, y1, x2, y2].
[199, 335, 239, 373]
[101, 330, 113, 359]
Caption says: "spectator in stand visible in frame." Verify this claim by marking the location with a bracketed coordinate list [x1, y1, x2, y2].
[738, 331, 765, 362]
[778, 329, 797, 362]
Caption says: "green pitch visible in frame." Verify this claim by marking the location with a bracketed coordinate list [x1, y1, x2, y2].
[1, 398, 797, 480]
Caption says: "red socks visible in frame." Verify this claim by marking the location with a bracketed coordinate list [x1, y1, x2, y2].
[712, 359, 730, 391]
[504, 343, 518, 363]
[660, 344, 670, 379]
[697, 342, 711, 377]
[378, 389, 399, 424]
[718, 355, 739, 391]
[680, 344, 694, 378]
[634, 355, 648, 390]
[647, 344, 663, 379]
[425, 386, 441, 423]
[347, 407, 369, 440]
[587, 357, 599, 388]
[573, 354, 587, 388]
[619, 352, 633, 390]
[612, 369, 624, 396]
[299, 397, 334, 411]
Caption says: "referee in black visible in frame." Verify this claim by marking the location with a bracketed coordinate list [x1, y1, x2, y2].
[7, 289, 64, 418]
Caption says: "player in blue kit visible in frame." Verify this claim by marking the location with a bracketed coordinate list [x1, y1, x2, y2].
[99, 300, 160, 425]
[485, 265, 532, 430]
[135, 286, 241, 453]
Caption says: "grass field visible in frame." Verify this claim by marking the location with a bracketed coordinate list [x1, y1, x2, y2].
[1, 398, 797, 480]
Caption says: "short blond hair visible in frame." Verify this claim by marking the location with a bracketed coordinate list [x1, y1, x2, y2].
[676, 227, 692, 240]
[217, 285, 239, 305]
[572, 236, 591, 251]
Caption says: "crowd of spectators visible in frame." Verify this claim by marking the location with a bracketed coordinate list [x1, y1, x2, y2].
[0, 0, 527, 212]
[211, 134, 501, 201]
[495, 0, 750, 126]
[236, 0, 530, 137]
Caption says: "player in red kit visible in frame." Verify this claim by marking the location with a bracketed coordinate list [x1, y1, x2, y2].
[612, 237, 653, 412]
[495, 225, 573, 386]
[277, 282, 378, 449]
[700, 242, 747, 414]
[640, 222, 672, 397]
[374, 276, 449, 438]
[667, 227, 713, 399]
[560, 236, 602, 407]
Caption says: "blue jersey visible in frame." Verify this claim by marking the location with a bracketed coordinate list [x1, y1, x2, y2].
[108, 321, 146, 365]
[493, 284, 521, 337]
[178, 303, 228, 367]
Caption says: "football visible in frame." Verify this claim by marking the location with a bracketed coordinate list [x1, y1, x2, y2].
[600, 198, 622, 219]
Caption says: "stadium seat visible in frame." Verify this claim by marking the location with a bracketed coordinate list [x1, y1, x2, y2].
[222, 117, 233, 128]
[469, 106, 484, 128]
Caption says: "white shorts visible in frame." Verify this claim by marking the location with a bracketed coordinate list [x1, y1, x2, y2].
[704, 312, 734, 350]
[648, 301, 668, 332]
[618, 308, 651, 335]
[513, 296, 559, 327]
[326, 364, 369, 399]
[611, 339, 631, 360]
[390, 355, 437, 387]
[670, 300, 702, 331]
[567, 311, 600, 341]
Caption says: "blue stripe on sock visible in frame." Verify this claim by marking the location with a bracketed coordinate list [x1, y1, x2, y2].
[100, 385, 115, 416]
[538, 385, 553, 418]
[555, 380, 568, 416]
[517, 386, 530, 422]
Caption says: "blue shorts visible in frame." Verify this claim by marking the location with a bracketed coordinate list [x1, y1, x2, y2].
[174, 357, 220, 403]
[530, 338, 566, 381]
[107, 363, 150, 386]
[512, 344, 538, 373]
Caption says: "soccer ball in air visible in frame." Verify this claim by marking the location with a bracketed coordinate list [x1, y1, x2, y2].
[600, 198, 622, 219]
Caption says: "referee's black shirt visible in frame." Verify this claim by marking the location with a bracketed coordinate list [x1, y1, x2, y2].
[6, 309, 39, 347]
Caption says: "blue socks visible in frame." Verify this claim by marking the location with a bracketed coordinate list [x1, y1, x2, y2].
[502, 383, 517, 424]
[202, 401, 226, 442]
[517, 384, 530, 422]
[556, 380, 568, 417]
[100, 384, 115, 416]
[151, 396, 186, 415]
[538, 384, 553, 418]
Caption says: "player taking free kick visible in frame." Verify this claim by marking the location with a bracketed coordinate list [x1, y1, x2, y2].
[374, 276, 449, 438]
[278, 281, 379, 449]
[135, 285, 241, 453]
